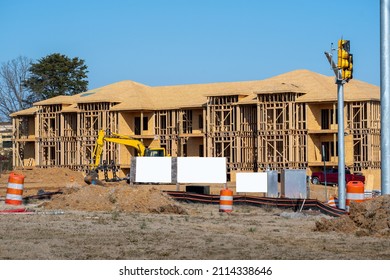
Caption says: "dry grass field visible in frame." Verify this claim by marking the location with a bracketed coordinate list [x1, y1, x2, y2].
[0, 168, 389, 260]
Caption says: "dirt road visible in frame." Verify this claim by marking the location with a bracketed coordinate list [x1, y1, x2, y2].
[1, 202, 390, 259]
[0, 168, 389, 260]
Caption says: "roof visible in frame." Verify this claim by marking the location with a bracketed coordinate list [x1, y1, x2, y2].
[251, 70, 380, 102]
[10, 69, 380, 117]
[34, 80, 152, 106]
[34, 95, 75, 106]
[77, 80, 152, 105]
[10, 106, 38, 117]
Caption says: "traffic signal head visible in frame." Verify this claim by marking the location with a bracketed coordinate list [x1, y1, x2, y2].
[343, 54, 353, 80]
[337, 39, 353, 81]
[338, 40, 349, 68]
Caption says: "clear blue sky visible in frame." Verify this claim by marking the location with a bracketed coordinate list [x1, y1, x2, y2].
[0, 0, 380, 90]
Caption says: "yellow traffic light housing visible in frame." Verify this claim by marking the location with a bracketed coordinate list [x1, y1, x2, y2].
[337, 39, 353, 82]
[343, 54, 353, 80]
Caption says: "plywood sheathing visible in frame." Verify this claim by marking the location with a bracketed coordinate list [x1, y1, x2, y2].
[10, 69, 381, 186]
[252, 70, 380, 103]
[9, 106, 38, 117]
[14, 70, 379, 115]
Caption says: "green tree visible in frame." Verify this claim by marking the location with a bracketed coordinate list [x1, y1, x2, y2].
[24, 53, 88, 103]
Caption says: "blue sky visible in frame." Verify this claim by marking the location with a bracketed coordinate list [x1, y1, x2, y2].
[0, 0, 380, 90]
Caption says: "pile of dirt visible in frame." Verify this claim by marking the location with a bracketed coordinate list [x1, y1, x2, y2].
[315, 195, 390, 237]
[43, 184, 188, 215]
[0, 168, 85, 192]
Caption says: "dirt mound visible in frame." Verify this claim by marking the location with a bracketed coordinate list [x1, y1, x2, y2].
[43, 184, 188, 214]
[0, 168, 85, 192]
[315, 195, 390, 237]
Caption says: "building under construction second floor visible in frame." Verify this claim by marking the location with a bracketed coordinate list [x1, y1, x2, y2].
[11, 70, 381, 189]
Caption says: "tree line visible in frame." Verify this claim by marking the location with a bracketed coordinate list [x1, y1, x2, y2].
[0, 53, 89, 121]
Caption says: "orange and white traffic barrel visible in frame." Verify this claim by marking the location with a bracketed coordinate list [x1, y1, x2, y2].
[219, 188, 233, 213]
[5, 172, 25, 205]
[327, 196, 338, 208]
[346, 181, 364, 212]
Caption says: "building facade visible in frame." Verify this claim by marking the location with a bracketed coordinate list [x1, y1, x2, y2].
[11, 70, 381, 189]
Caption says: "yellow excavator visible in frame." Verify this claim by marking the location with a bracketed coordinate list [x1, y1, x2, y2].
[85, 129, 167, 184]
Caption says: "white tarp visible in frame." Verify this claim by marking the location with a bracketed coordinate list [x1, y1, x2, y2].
[177, 157, 227, 183]
[236, 172, 268, 193]
[135, 157, 172, 183]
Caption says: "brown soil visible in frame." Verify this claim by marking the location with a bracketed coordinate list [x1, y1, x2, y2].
[43, 185, 188, 214]
[1, 168, 389, 260]
[315, 195, 390, 237]
[0, 168, 85, 196]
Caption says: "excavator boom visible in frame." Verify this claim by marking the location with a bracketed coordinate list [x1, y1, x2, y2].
[90, 130, 166, 170]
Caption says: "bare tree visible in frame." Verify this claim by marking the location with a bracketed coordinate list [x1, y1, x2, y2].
[0, 56, 32, 121]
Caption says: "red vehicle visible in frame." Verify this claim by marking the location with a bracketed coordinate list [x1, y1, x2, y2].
[311, 167, 365, 185]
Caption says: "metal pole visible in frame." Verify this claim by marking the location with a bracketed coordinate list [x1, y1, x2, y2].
[337, 80, 346, 209]
[322, 144, 327, 200]
[381, 0, 390, 195]
[324, 51, 346, 206]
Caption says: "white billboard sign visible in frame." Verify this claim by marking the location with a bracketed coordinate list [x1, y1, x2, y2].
[135, 157, 172, 183]
[177, 157, 227, 184]
[236, 172, 268, 193]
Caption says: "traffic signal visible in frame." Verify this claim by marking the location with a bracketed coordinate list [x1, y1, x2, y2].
[337, 39, 353, 81]
[345, 53, 353, 80]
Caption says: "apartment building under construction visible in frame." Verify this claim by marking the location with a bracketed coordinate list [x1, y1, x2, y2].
[11, 70, 381, 189]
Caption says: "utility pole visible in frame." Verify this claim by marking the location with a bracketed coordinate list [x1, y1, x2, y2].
[336, 79, 346, 209]
[381, 0, 390, 195]
[324, 39, 353, 210]
[322, 144, 327, 200]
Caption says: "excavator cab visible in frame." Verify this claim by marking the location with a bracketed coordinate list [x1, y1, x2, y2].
[145, 148, 166, 157]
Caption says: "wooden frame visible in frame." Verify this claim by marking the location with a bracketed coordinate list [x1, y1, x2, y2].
[10, 70, 381, 187]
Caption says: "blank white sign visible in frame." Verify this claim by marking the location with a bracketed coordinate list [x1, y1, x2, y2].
[236, 172, 268, 193]
[135, 157, 172, 183]
[177, 157, 227, 183]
